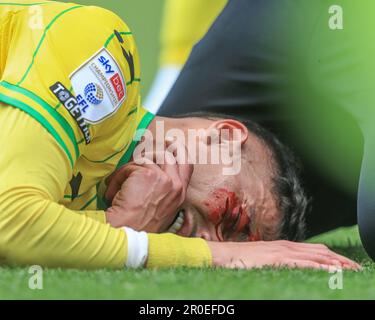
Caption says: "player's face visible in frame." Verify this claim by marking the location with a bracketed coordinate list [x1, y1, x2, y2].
[171, 133, 281, 242]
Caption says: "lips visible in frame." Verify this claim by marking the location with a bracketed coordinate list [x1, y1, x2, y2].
[167, 209, 196, 237]
[177, 210, 194, 237]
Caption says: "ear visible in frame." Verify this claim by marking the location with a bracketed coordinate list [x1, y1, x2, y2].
[207, 119, 249, 145]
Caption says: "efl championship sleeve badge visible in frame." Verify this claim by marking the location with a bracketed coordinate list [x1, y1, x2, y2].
[69, 47, 127, 124]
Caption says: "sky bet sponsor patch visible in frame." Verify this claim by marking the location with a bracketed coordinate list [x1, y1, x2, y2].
[50, 82, 91, 144]
[69, 47, 127, 124]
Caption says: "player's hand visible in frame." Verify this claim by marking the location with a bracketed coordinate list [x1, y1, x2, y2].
[105, 149, 193, 233]
[207, 240, 362, 270]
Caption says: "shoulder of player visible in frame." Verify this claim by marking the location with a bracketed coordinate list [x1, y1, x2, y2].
[73, 5, 130, 31]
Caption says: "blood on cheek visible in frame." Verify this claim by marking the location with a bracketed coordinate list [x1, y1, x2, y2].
[203, 188, 252, 241]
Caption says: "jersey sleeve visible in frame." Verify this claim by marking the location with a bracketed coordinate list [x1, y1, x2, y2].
[0, 3, 142, 169]
[0, 105, 211, 269]
[160, 0, 227, 66]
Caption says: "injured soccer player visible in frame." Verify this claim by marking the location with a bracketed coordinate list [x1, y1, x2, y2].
[0, 1, 360, 271]
[102, 112, 360, 271]
[1, 103, 360, 271]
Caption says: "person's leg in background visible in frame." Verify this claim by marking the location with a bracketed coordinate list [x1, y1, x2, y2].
[144, 0, 227, 114]
[158, 0, 360, 238]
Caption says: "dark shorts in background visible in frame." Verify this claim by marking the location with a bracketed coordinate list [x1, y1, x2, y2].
[159, 0, 375, 240]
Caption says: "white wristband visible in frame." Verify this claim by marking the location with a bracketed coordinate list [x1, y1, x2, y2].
[123, 227, 149, 269]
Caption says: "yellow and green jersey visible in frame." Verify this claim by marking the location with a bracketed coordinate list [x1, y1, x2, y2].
[0, 0, 211, 269]
[0, 0, 152, 212]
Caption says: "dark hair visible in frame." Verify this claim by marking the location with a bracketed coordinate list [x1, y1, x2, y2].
[175, 111, 309, 241]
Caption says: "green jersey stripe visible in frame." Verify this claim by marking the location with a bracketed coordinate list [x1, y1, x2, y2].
[82, 140, 131, 164]
[17, 5, 83, 86]
[80, 194, 98, 210]
[104, 31, 133, 48]
[0, 81, 80, 160]
[64, 188, 91, 200]
[81, 111, 153, 165]
[0, 92, 74, 167]
[126, 78, 141, 86]
[116, 111, 155, 169]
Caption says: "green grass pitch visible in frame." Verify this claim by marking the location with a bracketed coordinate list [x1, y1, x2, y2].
[1, 1, 373, 300]
[0, 226, 374, 299]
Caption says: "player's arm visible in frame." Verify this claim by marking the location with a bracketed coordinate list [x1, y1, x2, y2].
[0, 106, 211, 269]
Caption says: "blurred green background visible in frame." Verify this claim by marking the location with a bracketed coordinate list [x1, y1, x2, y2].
[1, 0, 373, 300]
[62, 0, 165, 97]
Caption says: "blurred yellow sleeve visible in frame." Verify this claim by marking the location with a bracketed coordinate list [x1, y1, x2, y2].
[160, 0, 227, 66]
[0, 106, 211, 269]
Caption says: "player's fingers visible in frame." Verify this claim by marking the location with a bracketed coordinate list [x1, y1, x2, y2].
[133, 150, 186, 203]
[105, 161, 163, 201]
[105, 203, 134, 228]
[105, 164, 142, 201]
[176, 151, 193, 194]
[288, 242, 361, 270]
[160, 151, 186, 198]
[279, 260, 332, 271]
[291, 253, 350, 269]
[164, 140, 193, 195]
[142, 147, 191, 186]
[137, 152, 186, 202]
[303, 246, 361, 270]
[320, 252, 361, 270]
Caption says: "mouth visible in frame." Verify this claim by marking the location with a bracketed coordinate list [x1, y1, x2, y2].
[167, 209, 195, 237]
[167, 210, 186, 234]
